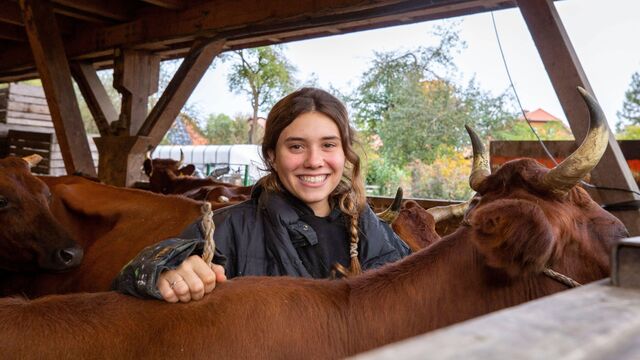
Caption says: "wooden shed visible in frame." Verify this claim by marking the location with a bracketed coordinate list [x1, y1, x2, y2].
[0, 82, 98, 175]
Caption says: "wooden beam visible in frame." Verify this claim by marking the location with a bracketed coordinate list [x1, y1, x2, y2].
[19, 0, 96, 176]
[113, 49, 159, 135]
[0, 22, 27, 42]
[0, 0, 24, 26]
[70, 61, 118, 137]
[139, 0, 184, 10]
[0, 0, 514, 80]
[138, 39, 224, 144]
[51, 0, 132, 22]
[517, 0, 640, 236]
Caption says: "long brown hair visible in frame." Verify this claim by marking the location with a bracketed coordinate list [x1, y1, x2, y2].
[259, 87, 366, 275]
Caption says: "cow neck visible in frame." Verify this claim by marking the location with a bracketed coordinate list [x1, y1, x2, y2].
[343, 226, 560, 353]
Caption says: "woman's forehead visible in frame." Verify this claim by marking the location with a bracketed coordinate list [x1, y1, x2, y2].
[278, 112, 341, 141]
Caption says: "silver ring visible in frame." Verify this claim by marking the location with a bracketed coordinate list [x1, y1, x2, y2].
[169, 279, 184, 289]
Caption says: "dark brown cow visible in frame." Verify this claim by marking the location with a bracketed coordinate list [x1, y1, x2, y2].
[143, 151, 253, 196]
[0, 88, 628, 359]
[0, 155, 83, 272]
[0, 175, 203, 296]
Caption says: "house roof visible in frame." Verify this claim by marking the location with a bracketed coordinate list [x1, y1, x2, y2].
[521, 108, 562, 122]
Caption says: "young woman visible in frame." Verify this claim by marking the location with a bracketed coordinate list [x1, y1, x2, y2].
[114, 87, 410, 303]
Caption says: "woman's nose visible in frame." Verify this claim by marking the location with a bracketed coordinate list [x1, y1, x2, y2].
[304, 148, 323, 168]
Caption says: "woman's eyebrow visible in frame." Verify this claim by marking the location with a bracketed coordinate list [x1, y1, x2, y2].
[283, 135, 340, 142]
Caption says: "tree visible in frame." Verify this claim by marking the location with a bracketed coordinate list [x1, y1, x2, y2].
[225, 46, 296, 144]
[205, 113, 251, 144]
[617, 71, 640, 128]
[349, 24, 519, 198]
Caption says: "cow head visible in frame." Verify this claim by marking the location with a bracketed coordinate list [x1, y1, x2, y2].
[143, 149, 196, 193]
[464, 87, 628, 281]
[0, 156, 83, 271]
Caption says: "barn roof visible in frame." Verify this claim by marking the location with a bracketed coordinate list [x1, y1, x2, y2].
[0, 0, 520, 83]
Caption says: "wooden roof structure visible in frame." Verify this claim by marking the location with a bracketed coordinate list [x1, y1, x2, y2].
[0, 0, 639, 234]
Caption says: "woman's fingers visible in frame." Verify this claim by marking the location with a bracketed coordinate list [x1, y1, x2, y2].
[157, 255, 224, 303]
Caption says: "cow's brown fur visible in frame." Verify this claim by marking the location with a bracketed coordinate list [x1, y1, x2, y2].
[392, 200, 440, 251]
[0, 156, 627, 358]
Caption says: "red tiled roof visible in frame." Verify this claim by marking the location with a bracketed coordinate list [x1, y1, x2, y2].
[520, 108, 561, 122]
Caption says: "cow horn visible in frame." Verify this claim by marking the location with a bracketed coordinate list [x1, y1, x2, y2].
[178, 148, 185, 168]
[465, 124, 491, 192]
[376, 187, 403, 223]
[22, 154, 43, 169]
[541, 87, 609, 196]
[426, 199, 470, 223]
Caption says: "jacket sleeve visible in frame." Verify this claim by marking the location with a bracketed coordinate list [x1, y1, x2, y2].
[112, 219, 227, 299]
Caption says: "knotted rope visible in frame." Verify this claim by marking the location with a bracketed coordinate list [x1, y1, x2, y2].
[200, 202, 216, 266]
[543, 268, 582, 288]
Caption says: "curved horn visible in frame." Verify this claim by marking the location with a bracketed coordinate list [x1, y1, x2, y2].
[178, 148, 185, 168]
[465, 124, 491, 192]
[541, 87, 609, 196]
[376, 187, 403, 223]
[426, 199, 471, 223]
[22, 154, 43, 169]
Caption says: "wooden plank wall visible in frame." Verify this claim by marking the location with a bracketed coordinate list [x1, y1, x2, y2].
[0, 83, 98, 175]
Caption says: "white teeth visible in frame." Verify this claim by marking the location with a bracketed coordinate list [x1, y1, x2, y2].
[299, 175, 327, 183]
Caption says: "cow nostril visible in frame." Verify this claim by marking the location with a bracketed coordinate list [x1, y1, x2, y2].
[57, 247, 83, 266]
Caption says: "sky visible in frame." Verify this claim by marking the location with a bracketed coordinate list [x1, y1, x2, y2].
[187, 0, 639, 130]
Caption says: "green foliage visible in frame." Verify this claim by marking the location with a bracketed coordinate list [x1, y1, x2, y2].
[493, 120, 573, 141]
[616, 124, 640, 140]
[407, 147, 473, 200]
[224, 46, 297, 143]
[617, 71, 640, 128]
[205, 113, 251, 144]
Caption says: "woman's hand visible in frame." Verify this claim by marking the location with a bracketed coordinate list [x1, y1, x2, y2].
[158, 255, 227, 303]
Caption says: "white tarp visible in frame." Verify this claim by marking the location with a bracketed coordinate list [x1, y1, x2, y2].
[152, 144, 267, 184]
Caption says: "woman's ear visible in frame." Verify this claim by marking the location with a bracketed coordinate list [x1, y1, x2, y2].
[267, 150, 276, 171]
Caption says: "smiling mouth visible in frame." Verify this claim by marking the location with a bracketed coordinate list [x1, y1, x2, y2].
[299, 175, 328, 184]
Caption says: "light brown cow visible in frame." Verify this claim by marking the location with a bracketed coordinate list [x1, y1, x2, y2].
[0, 155, 83, 272]
[0, 88, 628, 359]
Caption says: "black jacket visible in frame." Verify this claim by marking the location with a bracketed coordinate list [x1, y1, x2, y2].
[113, 187, 410, 299]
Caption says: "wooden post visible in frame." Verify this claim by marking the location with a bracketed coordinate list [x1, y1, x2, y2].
[93, 135, 152, 187]
[138, 39, 225, 144]
[113, 48, 159, 136]
[19, 0, 96, 176]
[517, 0, 640, 235]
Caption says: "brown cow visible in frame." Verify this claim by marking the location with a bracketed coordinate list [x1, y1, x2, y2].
[0, 88, 628, 359]
[143, 151, 253, 197]
[0, 155, 83, 272]
[0, 175, 204, 297]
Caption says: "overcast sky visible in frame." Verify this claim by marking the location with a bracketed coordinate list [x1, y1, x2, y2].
[187, 0, 639, 130]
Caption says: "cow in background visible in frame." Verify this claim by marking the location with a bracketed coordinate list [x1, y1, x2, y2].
[0, 155, 83, 272]
[143, 150, 252, 194]
[0, 88, 627, 359]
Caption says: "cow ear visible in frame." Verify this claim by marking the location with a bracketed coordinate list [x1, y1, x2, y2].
[143, 159, 152, 176]
[469, 199, 555, 277]
[180, 164, 196, 176]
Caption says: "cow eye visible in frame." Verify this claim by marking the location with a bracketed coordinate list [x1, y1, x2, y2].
[0, 196, 8, 209]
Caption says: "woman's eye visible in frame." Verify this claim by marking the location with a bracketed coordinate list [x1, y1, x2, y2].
[289, 144, 303, 150]
[0, 197, 8, 209]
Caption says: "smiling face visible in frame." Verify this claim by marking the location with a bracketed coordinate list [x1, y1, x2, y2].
[269, 111, 346, 216]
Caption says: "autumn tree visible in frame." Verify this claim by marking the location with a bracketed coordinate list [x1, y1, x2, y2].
[224, 46, 296, 144]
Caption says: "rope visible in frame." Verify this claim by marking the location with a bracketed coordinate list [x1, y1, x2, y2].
[543, 268, 581, 288]
[200, 202, 216, 266]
